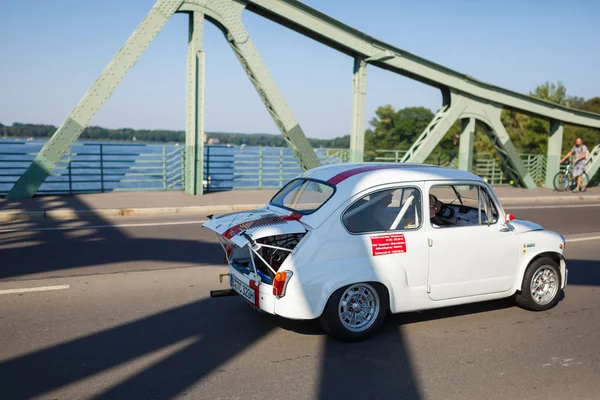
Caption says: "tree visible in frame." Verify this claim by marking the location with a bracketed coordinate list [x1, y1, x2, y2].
[531, 81, 569, 105]
[364, 106, 434, 159]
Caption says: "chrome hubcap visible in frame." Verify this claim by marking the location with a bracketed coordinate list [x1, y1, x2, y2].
[530, 266, 559, 305]
[338, 284, 380, 332]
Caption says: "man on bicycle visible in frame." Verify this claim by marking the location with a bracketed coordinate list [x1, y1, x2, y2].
[560, 137, 589, 192]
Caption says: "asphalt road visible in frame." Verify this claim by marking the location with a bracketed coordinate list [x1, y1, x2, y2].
[1, 201, 599, 399]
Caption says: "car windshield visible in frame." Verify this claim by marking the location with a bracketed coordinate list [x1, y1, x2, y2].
[269, 179, 335, 215]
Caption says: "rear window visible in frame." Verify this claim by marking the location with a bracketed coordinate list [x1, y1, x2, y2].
[269, 179, 335, 215]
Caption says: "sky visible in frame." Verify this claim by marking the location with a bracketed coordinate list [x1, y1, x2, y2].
[0, 0, 599, 139]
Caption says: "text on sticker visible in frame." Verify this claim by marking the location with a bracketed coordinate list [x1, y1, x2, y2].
[371, 234, 407, 256]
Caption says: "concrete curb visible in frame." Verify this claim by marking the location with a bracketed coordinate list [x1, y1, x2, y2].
[1, 195, 599, 222]
[0, 204, 265, 222]
[499, 195, 600, 203]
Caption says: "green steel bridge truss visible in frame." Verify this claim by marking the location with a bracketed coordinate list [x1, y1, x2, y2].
[8, 0, 600, 198]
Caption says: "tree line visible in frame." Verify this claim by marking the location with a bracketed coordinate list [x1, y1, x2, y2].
[0, 123, 351, 149]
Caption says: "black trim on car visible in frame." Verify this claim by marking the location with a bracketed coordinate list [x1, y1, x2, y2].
[269, 178, 337, 216]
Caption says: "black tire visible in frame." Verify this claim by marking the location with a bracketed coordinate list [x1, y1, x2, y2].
[516, 257, 562, 311]
[553, 171, 570, 191]
[319, 282, 388, 342]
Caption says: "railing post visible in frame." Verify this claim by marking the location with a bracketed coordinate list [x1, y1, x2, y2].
[205, 146, 210, 192]
[258, 146, 263, 189]
[181, 147, 185, 189]
[162, 146, 167, 190]
[100, 144, 104, 193]
[67, 152, 72, 194]
[279, 147, 283, 187]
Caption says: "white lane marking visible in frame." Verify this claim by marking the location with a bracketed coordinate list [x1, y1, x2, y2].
[566, 235, 600, 243]
[0, 284, 70, 294]
[0, 220, 208, 234]
[507, 204, 600, 210]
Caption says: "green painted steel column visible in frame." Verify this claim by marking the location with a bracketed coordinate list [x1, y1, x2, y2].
[185, 11, 205, 195]
[401, 90, 466, 164]
[545, 120, 563, 188]
[458, 118, 475, 172]
[485, 106, 537, 189]
[7, 0, 183, 198]
[350, 58, 367, 162]
[584, 143, 600, 181]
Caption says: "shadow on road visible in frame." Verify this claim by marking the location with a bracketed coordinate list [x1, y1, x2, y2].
[0, 195, 224, 280]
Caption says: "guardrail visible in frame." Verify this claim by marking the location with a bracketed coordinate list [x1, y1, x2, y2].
[0, 141, 555, 196]
[374, 149, 547, 186]
[1, 142, 184, 195]
[206, 147, 349, 191]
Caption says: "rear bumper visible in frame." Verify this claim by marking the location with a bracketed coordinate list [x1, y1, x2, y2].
[229, 264, 276, 315]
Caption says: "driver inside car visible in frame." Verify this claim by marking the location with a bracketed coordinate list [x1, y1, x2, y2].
[429, 194, 448, 227]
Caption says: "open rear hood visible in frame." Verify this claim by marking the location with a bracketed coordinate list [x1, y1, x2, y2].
[202, 209, 306, 247]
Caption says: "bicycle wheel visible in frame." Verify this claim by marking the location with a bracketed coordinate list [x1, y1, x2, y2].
[553, 171, 570, 191]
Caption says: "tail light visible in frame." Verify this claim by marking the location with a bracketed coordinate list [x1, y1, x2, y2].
[224, 245, 232, 263]
[273, 271, 293, 298]
[504, 214, 515, 224]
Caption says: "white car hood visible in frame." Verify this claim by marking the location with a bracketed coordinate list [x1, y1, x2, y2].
[511, 219, 543, 234]
[202, 209, 306, 247]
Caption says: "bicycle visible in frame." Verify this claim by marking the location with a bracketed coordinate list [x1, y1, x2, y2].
[553, 160, 589, 191]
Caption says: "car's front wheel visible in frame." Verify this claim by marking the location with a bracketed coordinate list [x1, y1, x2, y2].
[516, 257, 562, 311]
[319, 282, 388, 341]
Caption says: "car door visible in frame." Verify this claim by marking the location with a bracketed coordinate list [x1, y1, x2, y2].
[426, 181, 518, 301]
[341, 185, 430, 310]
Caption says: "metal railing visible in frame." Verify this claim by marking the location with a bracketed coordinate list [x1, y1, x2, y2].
[0, 141, 557, 196]
[0, 142, 185, 195]
[205, 146, 349, 191]
[374, 149, 547, 186]
[474, 153, 547, 186]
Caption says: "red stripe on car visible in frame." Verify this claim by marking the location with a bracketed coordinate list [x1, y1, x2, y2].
[327, 164, 416, 185]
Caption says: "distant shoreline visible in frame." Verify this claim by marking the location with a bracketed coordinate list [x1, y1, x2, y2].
[0, 123, 351, 149]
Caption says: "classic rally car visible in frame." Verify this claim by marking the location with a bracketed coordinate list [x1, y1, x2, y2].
[204, 163, 567, 341]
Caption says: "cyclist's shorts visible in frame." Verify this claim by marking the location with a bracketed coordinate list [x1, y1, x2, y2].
[573, 162, 585, 177]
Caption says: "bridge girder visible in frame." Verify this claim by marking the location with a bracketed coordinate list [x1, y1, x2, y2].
[585, 143, 600, 183]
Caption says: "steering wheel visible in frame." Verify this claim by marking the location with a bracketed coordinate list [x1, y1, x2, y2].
[440, 205, 454, 219]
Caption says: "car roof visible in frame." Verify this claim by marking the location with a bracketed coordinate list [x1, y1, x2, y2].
[302, 163, 483, 192]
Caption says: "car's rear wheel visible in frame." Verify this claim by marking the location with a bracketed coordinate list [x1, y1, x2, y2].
[319, 282, 388, 341]
[516, 257, 561, 311]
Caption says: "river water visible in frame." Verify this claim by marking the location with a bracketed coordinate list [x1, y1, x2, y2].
[0, 139, 345, 195]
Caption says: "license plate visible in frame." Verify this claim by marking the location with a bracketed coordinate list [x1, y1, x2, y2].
[230, 274, 256, 305]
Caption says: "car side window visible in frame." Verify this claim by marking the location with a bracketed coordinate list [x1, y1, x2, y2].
[343, 187, 422, 234]
[429, 184, 499, 228]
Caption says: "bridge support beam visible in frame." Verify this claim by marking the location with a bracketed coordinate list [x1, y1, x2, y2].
[401, 90, 467, 163]
[402, 90, 536, 188]
[185, 11, 205, 195]
[458, 118, 475, 172]
[7, 0, 183, 198]
[584, 143, 600, 183]
[545, 120, 563, 188]
[482, 105, 537, 189]
[350, 58, 367, 162]
[212, 2, 320, 171]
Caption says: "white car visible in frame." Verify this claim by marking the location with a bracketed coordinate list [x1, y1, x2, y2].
[204, 163, 567, 341]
